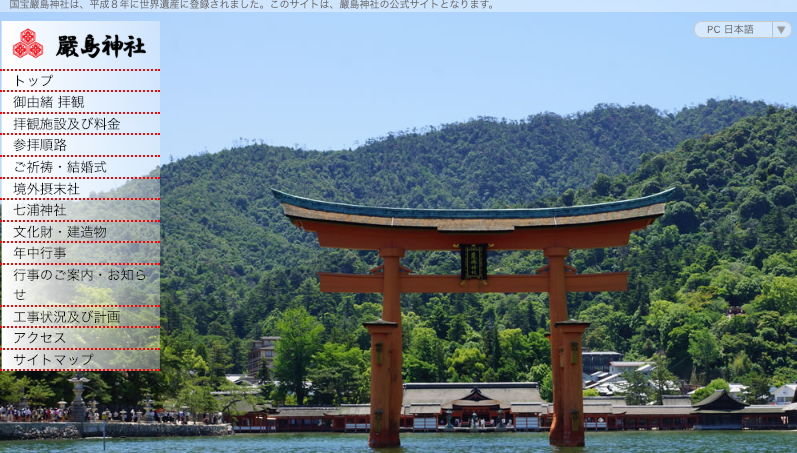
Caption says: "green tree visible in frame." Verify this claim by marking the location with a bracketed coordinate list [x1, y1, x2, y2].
[308, 343, 367, 405]
[688, 328, 720, 382]
[428, 302, 450, 340]
[753, 276, 797, 313]
[539, 368, 553, 403]
[447, 314, 468, 344]
[404, 354, 440, 383]
[741, 372, 770, 404]
[14, 376, 55, 408]
[404, 327, 446, 382]
[446, 347, 487, 382]
[207, 338, 234, 380]
[663, 201, 699, 233]
[621, 370, 651, 405]
[256, 361, 275, 399]
[496, 328, 531, 381]
[274, 307, 324, 406]
[562, 189, 575, 206]
[691, 378, 730, 404]
[770, 185, 796, 207]
[771, 367, 797, 388]
[592, 173, 612, 196]
[728, 352, 753, 382]
[216, 380, 260, 417]
[649, 353, 679, 405]
[739, 191, 772, 219]
[0, 372, 22, 404]
[526, 363, 551, 384]
[178, 376, 218, 417]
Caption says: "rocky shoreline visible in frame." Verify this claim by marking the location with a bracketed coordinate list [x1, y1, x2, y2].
[0, 422, 233, 441]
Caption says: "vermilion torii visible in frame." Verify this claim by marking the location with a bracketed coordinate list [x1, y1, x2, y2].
[273, 188, 672, 448]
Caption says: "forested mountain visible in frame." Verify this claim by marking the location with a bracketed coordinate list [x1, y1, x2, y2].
[3, 98, 796, 410]
[156, 99, 796, 402]
[159, 98, 768, 329]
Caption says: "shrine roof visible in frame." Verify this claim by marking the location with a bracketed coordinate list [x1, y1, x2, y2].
[693, 390, 749, 411]
[402, 382, 541, 409]
[272, 188, 674, 232]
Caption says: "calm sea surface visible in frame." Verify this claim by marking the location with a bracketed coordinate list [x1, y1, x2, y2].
[1, 431, 796, 453]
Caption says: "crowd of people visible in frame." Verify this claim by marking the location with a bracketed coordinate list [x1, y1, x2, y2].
[0, 406, 70, 422]
[101, 409, 225, 424]
[447, 416, 512, 429]
[0, 405, 226, 425]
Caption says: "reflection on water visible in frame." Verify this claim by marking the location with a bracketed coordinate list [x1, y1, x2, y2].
[0, 431, 796, 453]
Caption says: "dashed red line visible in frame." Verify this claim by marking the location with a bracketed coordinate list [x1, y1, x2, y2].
[5, 240, 159, 244]
[1, 176, 159, 179]
[0, 155, 161, 158]
[2, 220, 160, 222]
[2, 369, 161, 372]
[4, 112, 160, 115]
[2, 90, 160, 92]
[2, 69, 160, 72]
[1, 263, 160, 265]
[1, 305, 160, 308]
[3, 348, 161, 351]
[1, 326, 160, 328]
[2, 198, 161, 201]
[1, 133, 160, 136]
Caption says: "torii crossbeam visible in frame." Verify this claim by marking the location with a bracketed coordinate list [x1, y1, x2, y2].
[273, 188, 672, 447]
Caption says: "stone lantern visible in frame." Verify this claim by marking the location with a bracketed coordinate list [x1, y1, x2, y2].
[88, 400, 98, 422]
[445, 409, 454, 432]
[68, 372, 90, 422]
[144, 394, 155, 423]
[497, 408, 507, 432]
[19, 385, 29, 410]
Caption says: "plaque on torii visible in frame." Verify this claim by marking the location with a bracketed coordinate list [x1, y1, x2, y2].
[273, 188, 673, 448]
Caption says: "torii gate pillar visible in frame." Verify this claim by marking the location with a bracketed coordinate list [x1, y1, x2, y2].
[363, 319, 399, 448]
[379, 247, 404, 447]
[545, 246, 569, 446]
[554, 320, 590, 447]
[545, 246, 591, 447]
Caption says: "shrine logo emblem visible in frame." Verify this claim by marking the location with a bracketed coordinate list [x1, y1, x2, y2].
[13, 29, 44, 59]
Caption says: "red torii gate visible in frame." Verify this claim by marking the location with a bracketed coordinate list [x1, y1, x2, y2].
[273, 188, 672, 447]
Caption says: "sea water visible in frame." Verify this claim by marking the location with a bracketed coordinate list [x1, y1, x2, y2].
[0, 430, 795, 453]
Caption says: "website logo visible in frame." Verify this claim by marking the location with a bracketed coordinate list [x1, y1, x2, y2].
[13, 29, 43, 59]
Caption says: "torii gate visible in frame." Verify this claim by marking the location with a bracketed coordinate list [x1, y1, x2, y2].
[273, 188, 672, 447]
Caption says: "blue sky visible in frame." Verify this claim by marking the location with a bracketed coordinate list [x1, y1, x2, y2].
[2, 12, 797, 161]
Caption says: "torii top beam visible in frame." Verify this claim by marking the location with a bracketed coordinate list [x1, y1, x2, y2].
[271, 188, 674, 251]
